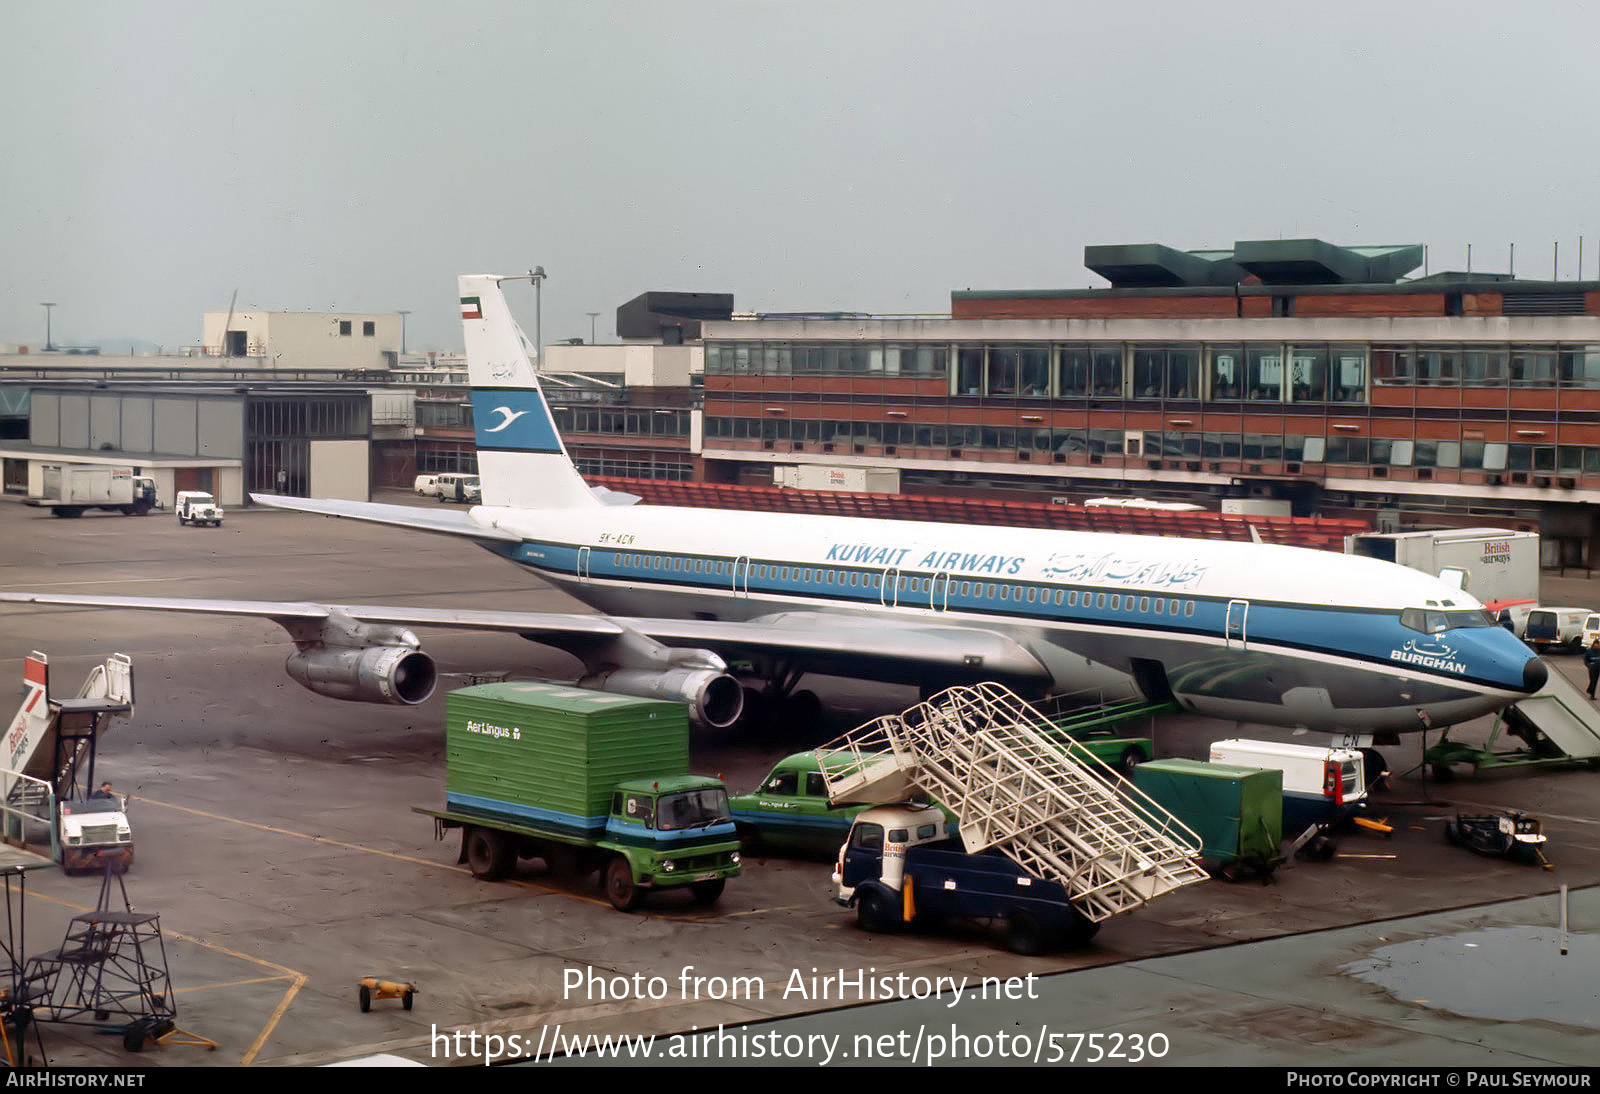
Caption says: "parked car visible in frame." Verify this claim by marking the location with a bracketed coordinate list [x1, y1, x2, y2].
[413, 474, 439, 496]
[175, 491, 224, 527]
[1579, 611, 1600, 651]
[731, 752, 874, 855]
[733, 751, 955, 856]
[1059, 726, 1153, 777]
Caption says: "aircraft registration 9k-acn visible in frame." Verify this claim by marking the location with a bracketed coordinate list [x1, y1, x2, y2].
[0, 274, 1547, 765]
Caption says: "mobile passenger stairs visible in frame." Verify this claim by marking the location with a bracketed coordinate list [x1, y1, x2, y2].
[1424, 653, 1600, 779]
[0, 653, 208, 1056]
[0, 651, 136, 868]
[818, 683, 1208, 924]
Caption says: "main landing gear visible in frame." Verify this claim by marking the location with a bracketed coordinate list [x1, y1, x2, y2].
[736, 663, 823, 735]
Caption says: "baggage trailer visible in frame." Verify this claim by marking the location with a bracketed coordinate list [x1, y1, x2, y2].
[1132, 758, 1284, 881]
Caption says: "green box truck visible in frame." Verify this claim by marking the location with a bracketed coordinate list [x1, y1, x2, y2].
[414, 682, 741, 911]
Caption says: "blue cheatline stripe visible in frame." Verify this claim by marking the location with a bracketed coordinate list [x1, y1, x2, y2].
[471, 388, 564, 453]
[605, 819, 738, 844]
[480, 539, 1521, 693]
[446, 792, 606, 834]
[731, 810, 853, 833]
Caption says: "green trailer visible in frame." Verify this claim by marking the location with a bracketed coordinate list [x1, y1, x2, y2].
[414, 682, 741, 910]
[1132, 758, 1284, 880]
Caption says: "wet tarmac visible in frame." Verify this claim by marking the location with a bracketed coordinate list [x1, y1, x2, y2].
[550, 887, 1598, 1067]
[0, 494, 1596, 1067]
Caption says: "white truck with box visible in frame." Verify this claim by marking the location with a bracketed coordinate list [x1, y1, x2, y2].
[27, 464, 158, 518]
[1208, 738, 1371, 857]
[773, 464, 901, 494]
[1345, 528, 1539, 628]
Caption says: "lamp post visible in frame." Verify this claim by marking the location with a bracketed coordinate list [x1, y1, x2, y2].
[40, 302, 55, 352]
[529, 266, 547, 367]
[398, 310, 410, 355]
[587, 311, 600, 345]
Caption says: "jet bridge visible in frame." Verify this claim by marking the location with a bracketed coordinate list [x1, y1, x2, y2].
[818, 683, 1208, 922]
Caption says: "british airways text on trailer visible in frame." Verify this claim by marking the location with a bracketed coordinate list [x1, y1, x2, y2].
[1345, 529, 1539, 623]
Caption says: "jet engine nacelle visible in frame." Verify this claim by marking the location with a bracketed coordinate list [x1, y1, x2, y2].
[285, 646, 437, 705]
[581, 668, 744, 729]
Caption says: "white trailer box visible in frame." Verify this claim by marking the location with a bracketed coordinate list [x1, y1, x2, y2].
[27, 464, 158, 517]
[1208, 738, 1367, 833]
[774, 464, 900, 494]
[1221, 498, 1292, 516]
[1344, 528, 1539, 612]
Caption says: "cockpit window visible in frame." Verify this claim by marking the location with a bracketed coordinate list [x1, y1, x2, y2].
[1400, 608, 1496, 633]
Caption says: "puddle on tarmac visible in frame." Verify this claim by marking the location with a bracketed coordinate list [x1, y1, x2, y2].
[1342, 927, 1600, 1028]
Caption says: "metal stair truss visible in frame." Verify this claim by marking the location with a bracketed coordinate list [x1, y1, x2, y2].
[820, 683, 1209, 922]
[3, 652, 133, 815]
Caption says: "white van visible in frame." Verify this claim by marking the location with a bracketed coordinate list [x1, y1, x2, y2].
[1582, 612, 1600, 650]
[1208, 739, 1367, 834]
[1524, 607, 1593, 652]
[432, 473, 481, 503]
[1491, 599, 1537, 637]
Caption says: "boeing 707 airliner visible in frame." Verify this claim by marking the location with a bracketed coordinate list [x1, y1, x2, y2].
[0, 274, 1547, 752]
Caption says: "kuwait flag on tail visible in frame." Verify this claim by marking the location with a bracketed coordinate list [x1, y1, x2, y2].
[460, 296, 483, 319]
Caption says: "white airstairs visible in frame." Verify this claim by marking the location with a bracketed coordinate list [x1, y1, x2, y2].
[819, 683, 1209, 922]
[3, 651, 133, 805]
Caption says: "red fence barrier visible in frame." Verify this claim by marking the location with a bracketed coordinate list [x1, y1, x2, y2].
[590, 478, 1369, 551]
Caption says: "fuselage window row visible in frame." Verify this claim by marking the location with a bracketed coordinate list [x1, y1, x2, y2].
[587, 547, 1207, 628]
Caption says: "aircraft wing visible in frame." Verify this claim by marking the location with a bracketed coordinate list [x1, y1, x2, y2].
[248, 494, 523, 542]
[0, 592, 622, 636]
[0, 594, 1048, 686]
[617, 611, 1052, 687]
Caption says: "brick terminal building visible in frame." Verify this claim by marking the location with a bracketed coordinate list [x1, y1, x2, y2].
[698, 239, 1600, 567]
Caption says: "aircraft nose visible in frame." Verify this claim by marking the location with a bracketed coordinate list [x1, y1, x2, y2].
[1523, 656, 1548, 693]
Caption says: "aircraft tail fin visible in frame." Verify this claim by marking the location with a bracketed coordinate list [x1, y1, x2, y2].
[460, 274, 600, 511]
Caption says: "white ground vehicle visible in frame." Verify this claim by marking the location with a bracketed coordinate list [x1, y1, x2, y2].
[27, 464, 159, 517]
[431, 473, 480, 503]
[413, 474, 439, 496]
[1582, 612, 1600, 649]
[1346, 529, 1539, 621]
[175, 491, 225, 527]
[1208, 738, 1369, 836]
[1524, 607, 1593, 652]
[59, 793, 134, 874]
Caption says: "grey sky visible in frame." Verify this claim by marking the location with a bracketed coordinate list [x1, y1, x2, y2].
[5, 1, 1600, 353]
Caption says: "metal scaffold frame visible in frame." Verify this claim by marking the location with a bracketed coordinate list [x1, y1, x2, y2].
[819, 683, 1209, 922]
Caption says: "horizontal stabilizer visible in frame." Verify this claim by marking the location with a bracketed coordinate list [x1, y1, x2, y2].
[248, 494, 522, 541]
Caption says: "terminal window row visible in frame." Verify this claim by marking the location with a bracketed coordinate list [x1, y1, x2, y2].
[707, 340, 1600, 399]
[702, 417, 1600, 472]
